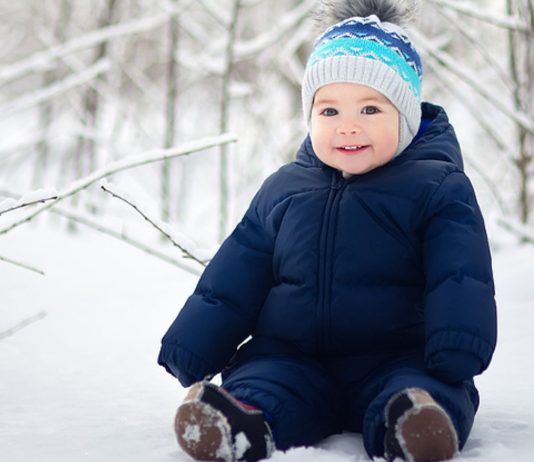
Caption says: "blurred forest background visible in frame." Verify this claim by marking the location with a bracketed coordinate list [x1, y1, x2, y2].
[0, 0, 533, 274]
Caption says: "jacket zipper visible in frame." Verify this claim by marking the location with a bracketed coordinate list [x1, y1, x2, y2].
[317, 172, 346, 352]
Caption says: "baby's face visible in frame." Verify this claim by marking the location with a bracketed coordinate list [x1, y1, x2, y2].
[310, 83, 399, 175]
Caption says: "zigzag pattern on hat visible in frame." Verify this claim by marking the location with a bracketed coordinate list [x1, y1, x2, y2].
[312, 16, 423, 79]
[308, 37, 421, 97]
[317, 16, 414, 47]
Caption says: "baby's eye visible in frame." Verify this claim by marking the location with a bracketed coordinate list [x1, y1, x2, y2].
[362, 106, 380, 115]
[321, 107, 338, 116]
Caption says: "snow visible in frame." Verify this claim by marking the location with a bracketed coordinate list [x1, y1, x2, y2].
[1, 222, 534, 462]
[234, 431, 251, 459]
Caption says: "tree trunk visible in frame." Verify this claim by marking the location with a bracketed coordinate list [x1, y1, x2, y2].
[34, 0, 71, 188]
[508, 0, 533, 224]
[74, 0, 117, 185]
[219, 0, 241, 241]
[162, 2, 180, 223]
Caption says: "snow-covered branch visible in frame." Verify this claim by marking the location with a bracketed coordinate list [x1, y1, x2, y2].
[101, 181, 208, 267]
[0, 311, 47, 340]
[0, 8, 184, 83]
[0, 59, 110, 118]
[0, 254, 45, 276]
[0, 189, 58, 216]
[411, 29, 534, 135]
[0, 133, 238, 236]
[234, 0, 315, 60]
[0, 187, 203, 275]
[428, 0, 530, 32]
[433, 6, 518, 94]
[179, 0, 315, 66]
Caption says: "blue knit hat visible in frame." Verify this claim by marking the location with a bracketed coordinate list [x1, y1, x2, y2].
[302, 7, 423, 156]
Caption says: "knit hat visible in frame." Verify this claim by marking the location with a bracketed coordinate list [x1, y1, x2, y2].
[302, 0, 423, 156]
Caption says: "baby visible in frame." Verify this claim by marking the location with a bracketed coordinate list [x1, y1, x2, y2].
[158, 1, 497, 461]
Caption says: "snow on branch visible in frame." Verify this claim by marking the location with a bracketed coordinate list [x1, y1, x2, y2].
[0, 189, 202, 276]
[0, 311, 47, 340]
[0, 59, 110, 118]
[234, 0, 315, 60]
[0, 133, 238, 236]
[428, 0, 530, 32]
[180, 0, 315, 66]
[0, 254, 45, 276]
[411, 29, 534, 135]
[101, 181, 208, 267]
[0, 7, 185, 83]
[0, 189, 58, 216]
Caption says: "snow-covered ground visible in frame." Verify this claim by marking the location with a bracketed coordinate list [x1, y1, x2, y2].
[1, 221, 533, 462]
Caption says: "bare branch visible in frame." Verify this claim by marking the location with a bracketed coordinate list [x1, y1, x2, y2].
[101, 182, 207, 267]
[0, 254, 45, 276]
[0, 311, 47, 340]
[428, 0, 529, 32]
[0, 187, 202, 275]
[0, 133, 238, 236]
[51, 206, 203, 276]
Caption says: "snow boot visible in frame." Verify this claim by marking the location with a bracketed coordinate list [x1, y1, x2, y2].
[175, 381, 274, 462]
[384, 388, 459, 462]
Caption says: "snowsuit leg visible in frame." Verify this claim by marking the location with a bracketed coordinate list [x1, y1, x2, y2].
[221, 354, 343, 450]
[337, 352, 479, 459]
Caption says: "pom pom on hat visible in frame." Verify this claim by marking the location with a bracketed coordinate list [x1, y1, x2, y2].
[303, 0, 423, 156]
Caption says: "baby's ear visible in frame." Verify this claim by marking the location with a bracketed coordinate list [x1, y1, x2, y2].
[426, 350, 483, 384]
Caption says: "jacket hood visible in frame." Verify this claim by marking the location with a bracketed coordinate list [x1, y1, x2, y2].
[296, 102, 464, 171]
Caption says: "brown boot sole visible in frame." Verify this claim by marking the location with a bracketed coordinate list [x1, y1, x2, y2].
[175, 387, 233, 461]
[398, 405, 458, 462]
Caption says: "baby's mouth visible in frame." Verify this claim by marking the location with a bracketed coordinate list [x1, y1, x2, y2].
[336, 145, 369, 155]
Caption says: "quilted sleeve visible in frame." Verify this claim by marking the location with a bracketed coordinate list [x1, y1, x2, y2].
[421, 171, 497, 383]
[158, 193, 275, 387]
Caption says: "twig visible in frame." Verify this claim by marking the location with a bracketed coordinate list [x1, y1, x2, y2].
[0, 255, 45, 276]
[0, 311, 47, 340]
[0, 133, 238, 236]
[51, 205, 202, 275]
[0, 194, 59, 216]
[0, 191, 203, 276]
[101, 183, 207, 267]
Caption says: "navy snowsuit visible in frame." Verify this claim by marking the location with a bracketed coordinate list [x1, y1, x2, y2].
[158, 103, 497, 458]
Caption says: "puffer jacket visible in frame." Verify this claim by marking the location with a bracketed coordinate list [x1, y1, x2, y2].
[158, 102, 497, 387]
